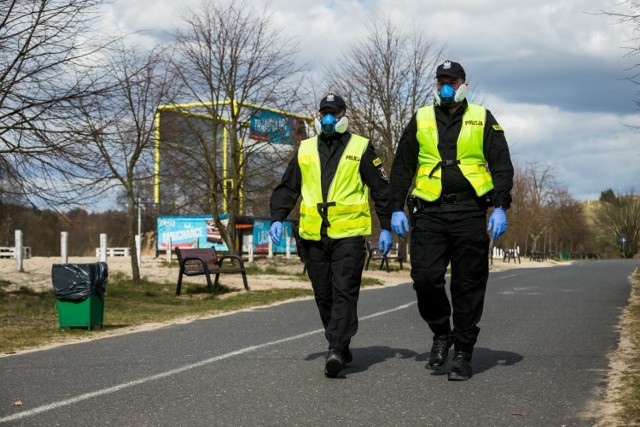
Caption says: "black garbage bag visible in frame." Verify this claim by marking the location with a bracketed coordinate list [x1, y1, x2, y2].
[51, 262, 108, 301]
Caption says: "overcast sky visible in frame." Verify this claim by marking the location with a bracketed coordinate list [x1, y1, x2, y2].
[104, 0, 640, 202]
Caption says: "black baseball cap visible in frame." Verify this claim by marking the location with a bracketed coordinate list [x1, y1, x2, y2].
[435, 60, 466, 80]
[319, 93, 346, 113]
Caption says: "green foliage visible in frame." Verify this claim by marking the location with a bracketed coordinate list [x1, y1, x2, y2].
[594, 192, 640, 258]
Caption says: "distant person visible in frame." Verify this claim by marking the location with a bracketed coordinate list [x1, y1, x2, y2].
[269, 93, 393, 378]
[390, 60, 514, 381]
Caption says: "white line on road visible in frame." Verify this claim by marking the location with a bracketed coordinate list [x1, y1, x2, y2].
[0, 301, 415, 423]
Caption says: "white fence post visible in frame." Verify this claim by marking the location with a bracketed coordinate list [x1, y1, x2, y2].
[166, 237, 172, 263]
[61, 231, 68, 263]
[15, 230, 23, 272]
[135, 235, 141, 269]
[284, 227, 290, 259]
[99, 233, 107, 263]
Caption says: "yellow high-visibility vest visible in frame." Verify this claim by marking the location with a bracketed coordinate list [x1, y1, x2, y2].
[298, 135, 371, 240]
[412, 104, 494, 201]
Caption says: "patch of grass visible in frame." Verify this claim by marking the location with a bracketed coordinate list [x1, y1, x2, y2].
[243, 264, 301, 276]
[361, 276, 384, 287]
[0, 272, 313, 355]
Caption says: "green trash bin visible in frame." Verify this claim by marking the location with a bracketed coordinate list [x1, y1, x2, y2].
[51, 262, 108, 331]
[561, 252, 569, 261]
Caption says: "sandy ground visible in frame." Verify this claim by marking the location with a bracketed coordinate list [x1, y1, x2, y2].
[0, 253, 559, 294]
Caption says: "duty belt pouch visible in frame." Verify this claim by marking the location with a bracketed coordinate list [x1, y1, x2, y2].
[407, 196, 417, 227]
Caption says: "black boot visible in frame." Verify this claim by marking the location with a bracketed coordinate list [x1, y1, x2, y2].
[324, 349, 345, 378]
[447, 350, 473, 381]
[427, 334, 454, 370]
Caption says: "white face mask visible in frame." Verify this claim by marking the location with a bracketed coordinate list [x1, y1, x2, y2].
[434, 83, 469, 106]
[314, 113, 349, 135]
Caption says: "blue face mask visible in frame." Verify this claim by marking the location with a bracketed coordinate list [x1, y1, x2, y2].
[321, 113, 337, 134]
[439, 84, 456, 106]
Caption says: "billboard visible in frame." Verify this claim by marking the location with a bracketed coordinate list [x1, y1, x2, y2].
[249, 109, 308, 145]
[157, 215, 297, 255]
[157, 215, 229, 252]
[253, 219, 296, 254]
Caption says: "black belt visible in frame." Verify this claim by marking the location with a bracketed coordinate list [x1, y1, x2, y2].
[413, 191, 476, 208]
[317, 201, 336, 227]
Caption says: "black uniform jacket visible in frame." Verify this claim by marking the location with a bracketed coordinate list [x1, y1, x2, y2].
[270, 131, 392, 232]
[390, 100, 514, 213]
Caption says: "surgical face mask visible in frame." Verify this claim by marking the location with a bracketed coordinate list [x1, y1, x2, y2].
[314, 113, 349, 135]
[434, 82, 469, 106]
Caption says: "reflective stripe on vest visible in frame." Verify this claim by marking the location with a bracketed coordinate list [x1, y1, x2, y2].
[412, 104, 494, 201]
[298, 135, 371, 240]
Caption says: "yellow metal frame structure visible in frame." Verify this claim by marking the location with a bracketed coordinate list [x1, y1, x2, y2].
[153, 100, 311, 213]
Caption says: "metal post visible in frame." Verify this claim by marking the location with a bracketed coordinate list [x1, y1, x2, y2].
[137, 197, 141, 240]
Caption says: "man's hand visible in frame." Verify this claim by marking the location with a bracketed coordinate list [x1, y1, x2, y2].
[378, 229, 393, 257]
[269, 221, 283, 245]
[391, 211, 410, 238]
[487, 207, 507, 240]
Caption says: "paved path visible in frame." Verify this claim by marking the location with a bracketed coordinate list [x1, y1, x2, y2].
[0, 259, 636, 426]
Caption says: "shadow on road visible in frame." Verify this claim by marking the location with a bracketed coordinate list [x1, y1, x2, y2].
[306, 345, 420, 378]
[471, 347, 523, 375]
[305, 346, 522, 378]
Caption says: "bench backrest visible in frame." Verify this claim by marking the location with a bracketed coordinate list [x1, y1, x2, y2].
[176, 247, 220, 274]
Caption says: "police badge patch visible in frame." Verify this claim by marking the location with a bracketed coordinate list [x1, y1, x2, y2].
[379, 166, 388, 181]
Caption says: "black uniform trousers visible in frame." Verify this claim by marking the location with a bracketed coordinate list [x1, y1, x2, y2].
[410, 209, 490, 353]
[303, 235, 366, 351]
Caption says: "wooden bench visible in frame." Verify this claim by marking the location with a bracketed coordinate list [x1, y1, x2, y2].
[503, 248, 521, 263]
[365, 241, 404, 273]
[529, 250, 545, 262]
[175, 247, 249, 295]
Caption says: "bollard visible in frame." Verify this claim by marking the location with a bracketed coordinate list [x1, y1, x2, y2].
[99, 234, 107, 263]
[15, 230, 23, 272]
[61, 231, 69, 263]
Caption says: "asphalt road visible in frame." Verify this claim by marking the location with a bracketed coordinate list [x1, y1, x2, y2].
[1, 259, 637, 426]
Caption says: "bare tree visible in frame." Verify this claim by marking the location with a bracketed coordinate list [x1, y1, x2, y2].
[327, 16, 443, 171]
[78, 43, 175, 281]
[0, 0, 112, 208]
[162, 0, 306, 254]
[594, 190, 640, 258]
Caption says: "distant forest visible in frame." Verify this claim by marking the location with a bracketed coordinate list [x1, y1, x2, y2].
[0, 204, 155, 257]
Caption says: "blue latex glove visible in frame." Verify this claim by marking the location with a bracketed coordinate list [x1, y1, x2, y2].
[391, 211, 410, 238]
[378, 229, 393, 257]
[269, 221, 282, 245]
[487, 207, 507, 240]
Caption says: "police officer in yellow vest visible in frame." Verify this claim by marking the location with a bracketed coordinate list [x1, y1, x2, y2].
[390, 61, 514, 381]
[270, 93, 393, 378]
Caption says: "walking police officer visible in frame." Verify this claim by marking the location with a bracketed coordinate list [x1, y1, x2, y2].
[390, 61, 514, 381]
[270, 93, 393, 378]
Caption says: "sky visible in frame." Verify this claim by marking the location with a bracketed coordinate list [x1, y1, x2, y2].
[104, 0, 640, 202]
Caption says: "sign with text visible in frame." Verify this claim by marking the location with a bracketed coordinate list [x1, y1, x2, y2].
[249, 109, 307, 145]
[157, 215, 229, 252]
